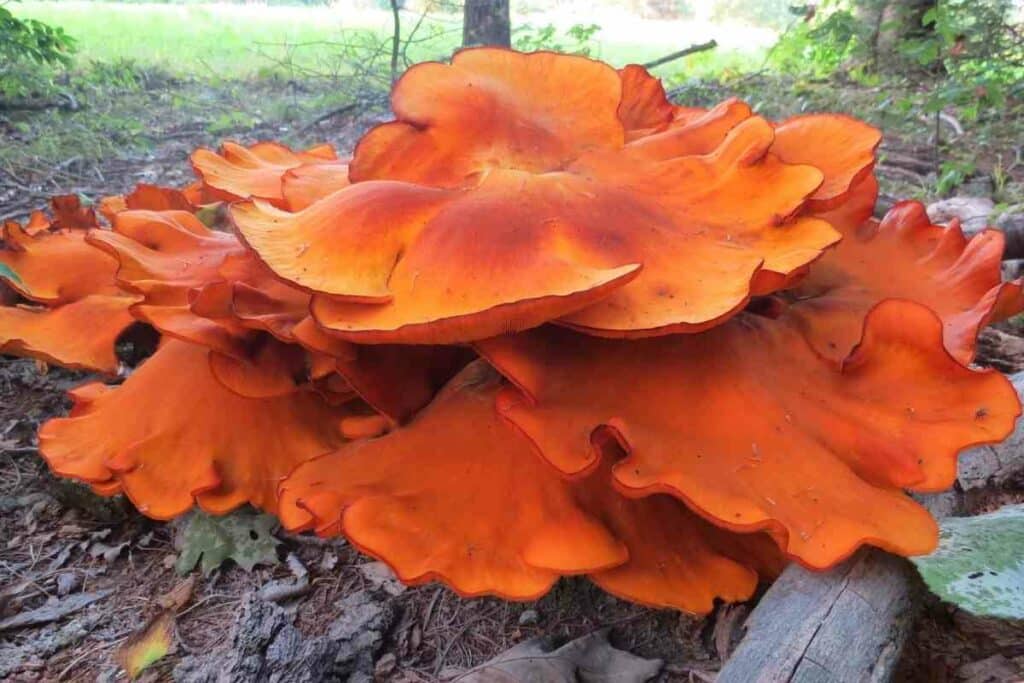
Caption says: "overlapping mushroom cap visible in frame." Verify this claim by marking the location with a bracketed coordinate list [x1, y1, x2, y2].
[230, 49, 875, 344]
[3, 47, 1022, 615]
[40, 338, 352, 517]
[0, 201, 139, 373]
[279, 361, 786, 611]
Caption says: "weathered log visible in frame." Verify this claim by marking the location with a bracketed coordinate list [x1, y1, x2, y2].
[958, 372, 1024, 490]
[718, 549, 920, 683]
[719, 373, 1024, 682]
[174, 589, 395, 683]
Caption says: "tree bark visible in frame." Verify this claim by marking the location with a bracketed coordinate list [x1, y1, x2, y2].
[462, 0, 511, 48]
[871, 0, 938, 62]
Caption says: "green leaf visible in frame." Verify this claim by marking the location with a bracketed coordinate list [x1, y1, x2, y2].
[911, 504, 1024, 619]
[175, 508, 280, 575]
[0, 263, 21, 285]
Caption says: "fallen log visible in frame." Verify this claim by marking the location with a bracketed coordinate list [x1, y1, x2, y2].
[719, 372, 1024, 683]
[966, 222, 1024, 262]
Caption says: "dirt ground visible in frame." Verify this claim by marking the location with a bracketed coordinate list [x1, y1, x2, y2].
[2, 90, 1024, 682]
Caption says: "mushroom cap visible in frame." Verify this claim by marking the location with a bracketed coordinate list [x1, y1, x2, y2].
[0, 215, 138, 372]
[281, 161, 350, 211]
[191, 140, 338, 203]
[791, 198, 1023, 365]
[39, 339, 351, 519]
[232, 48, 858, 344]
[1, 220, 122, 304]
[279, 361, 782, 612]
[477, 300, 1020, 570]
[0, 295, 136, 373]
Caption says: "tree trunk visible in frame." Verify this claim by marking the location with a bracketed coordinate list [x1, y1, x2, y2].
[874, 0, 938, 58]
[462, 0, 510, 48]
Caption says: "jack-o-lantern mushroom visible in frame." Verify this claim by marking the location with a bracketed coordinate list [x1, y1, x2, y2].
[787, 199, 1023, 366]
[6, 46, 1022, 619]
[40, 338, 352, 519]
[0, 216, 139, 373]
[231, 49, 854, 344]
[191, 140, 339, 204]
[88, 208, 470, 422]
[476, 299, 1020, 570]
[279, 361, 785, 612]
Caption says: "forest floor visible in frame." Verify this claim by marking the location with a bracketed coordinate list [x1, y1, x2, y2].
[1, 59, 1024, 681]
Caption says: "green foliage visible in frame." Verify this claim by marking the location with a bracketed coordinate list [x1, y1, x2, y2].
[935, 158, 976, 195]
[911, 504, 1024, 619]
[207, 110, 261, 136]
[175, 508, 281, 575]
[514, 22, 602, 56]
[767, 0, 1023, 195]
[0, 0, 74, 98]
[769, 7, 864, 77]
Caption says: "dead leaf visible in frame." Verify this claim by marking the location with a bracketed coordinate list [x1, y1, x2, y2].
[116, 611, 175, 679]
[457, 628, 662, 682]
[157, 576, 196, 611]
[89, 541, 128, 562]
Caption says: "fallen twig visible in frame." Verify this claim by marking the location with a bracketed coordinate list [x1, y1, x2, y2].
[298, 103, 358, 135]
[0, 589, 112, 632]
[641, 40, 717, 70]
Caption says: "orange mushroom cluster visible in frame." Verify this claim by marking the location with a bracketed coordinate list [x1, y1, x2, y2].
[2, 48, 1021, 612]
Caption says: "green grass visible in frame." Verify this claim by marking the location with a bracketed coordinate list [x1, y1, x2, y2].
[13, 1, 764, 80]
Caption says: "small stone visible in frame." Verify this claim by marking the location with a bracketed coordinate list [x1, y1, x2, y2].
[926, 196, 994, 232]
[518, 609, 540, 626]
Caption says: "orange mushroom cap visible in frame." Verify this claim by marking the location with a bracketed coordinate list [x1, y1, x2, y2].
[1, 220, 123, 304]
[0, 216, 138, 372]
[789, 199, 1023, 365]
[233, 179, 642, 344]
[477, 301, 1020, 570]
[617, 64, 675, 140]
[86, 209, 251, 356]
[24, 211, 51, 235]
[49, 194, 98, 230]
[349, 49, 625, 186]
[87, 208, 467, 419]
[191, 140, 338, 204]
[771, 114, 882, 211]
[623, 97, 754, 161]
[280, 161, 350, 211]
[39, 338, 351, 519]
[0, 295, 136, 374]
[279, 361, 781, 612]
[99, 183, 200, 224]
[232, 48, 849, 343]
